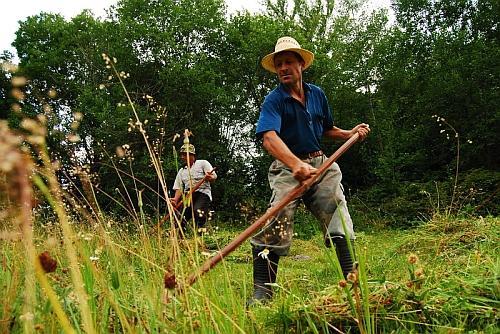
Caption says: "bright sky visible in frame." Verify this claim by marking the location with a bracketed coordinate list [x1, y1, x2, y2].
[0, 0, 263, 57]
[1, 0, 391, 59]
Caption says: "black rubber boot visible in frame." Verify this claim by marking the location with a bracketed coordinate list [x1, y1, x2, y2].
[246, 248, 279, 307]
[325, 234, 355, 278]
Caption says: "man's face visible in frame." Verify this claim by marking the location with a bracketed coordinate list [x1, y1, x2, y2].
[274, 51, 304, 86]
[180, 152, 195, 165]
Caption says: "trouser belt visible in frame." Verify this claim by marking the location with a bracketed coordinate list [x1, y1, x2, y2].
[297, 150, 323, 159]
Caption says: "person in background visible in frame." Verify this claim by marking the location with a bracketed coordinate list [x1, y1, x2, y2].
[171, 143, 217, 230]
[248, 36, 370, 305]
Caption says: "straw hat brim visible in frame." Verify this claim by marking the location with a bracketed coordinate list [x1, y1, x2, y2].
[261, 48, 314, 73]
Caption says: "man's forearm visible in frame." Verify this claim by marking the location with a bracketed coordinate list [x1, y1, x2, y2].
[262, 131, 302, 170]
[172, 190, 182, 203]
[325, 124, 371, 142]
[324, 126, 351, 141]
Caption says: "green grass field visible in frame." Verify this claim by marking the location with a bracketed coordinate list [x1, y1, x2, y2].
[1, 214, 498, 333]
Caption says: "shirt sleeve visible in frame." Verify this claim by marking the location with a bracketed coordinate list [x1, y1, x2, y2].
[172, 170, 183, 191]
[202, 160, 217, 180]
[320, 89, 334, 129]
[256, 94, 282, 139]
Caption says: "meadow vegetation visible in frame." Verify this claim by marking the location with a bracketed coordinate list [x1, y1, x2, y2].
[1, 189, 498, 333]
[0, 110, 498, 332]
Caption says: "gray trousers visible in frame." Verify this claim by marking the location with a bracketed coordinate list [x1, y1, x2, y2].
[250, 155, 354, 256]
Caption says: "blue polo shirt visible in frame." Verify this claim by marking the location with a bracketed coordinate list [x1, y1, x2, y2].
[256, 83, 334, 156]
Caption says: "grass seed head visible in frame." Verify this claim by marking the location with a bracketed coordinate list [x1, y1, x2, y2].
[11, 88, 25, 100]
[407, 253, 419, 264]
[346, 272, 357, 283]
[39, 251, 57, 273]
[11, 76, 27, 87]
[164, 271, 176, 289]
[47, 88, 57, 99]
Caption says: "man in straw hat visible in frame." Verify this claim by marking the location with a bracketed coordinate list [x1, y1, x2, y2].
[171, 143, 217, 231]
[248, 36, 370, 305]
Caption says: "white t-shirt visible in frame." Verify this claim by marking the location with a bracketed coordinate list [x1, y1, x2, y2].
[173, 159, 216, 200]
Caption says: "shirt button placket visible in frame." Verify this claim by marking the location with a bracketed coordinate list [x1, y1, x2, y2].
[305, 98, 312, 124]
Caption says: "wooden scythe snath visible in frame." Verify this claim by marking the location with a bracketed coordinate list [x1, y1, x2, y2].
[179, 133, 361, 288]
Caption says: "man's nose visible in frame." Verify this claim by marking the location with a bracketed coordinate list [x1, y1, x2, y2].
[277, 63, 287, 72]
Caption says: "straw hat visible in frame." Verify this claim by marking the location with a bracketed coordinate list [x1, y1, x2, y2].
[261, 36, 314, 73]
[180, 143, 196, 155]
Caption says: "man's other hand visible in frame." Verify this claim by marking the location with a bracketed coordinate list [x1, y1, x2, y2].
[205, 172, 216, 182]
[351, 123, 371, 141]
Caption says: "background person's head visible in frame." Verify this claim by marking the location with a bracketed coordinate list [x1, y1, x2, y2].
[179, 143, 196, 165]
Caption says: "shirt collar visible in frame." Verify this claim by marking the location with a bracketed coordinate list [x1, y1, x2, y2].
[278, 82, 311, 100]
[183, 160, 197, 169]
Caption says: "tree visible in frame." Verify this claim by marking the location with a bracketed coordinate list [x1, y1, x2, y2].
[373, 0, 500, 184]
[0, 51, 20, 124]
[10, 0, 498, 222]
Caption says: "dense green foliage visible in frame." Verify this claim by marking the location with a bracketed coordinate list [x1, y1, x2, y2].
[2, 0, 499, 223]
